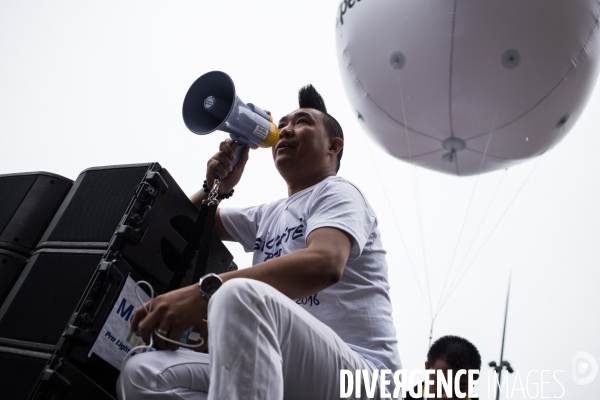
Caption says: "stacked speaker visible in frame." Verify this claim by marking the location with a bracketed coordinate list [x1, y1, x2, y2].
[0, 163, 234, 400]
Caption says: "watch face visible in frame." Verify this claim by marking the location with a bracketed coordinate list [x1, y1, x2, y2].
[201, 275, 222, 295]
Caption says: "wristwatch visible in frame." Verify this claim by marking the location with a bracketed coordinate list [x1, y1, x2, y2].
[198, 273, 223, 300]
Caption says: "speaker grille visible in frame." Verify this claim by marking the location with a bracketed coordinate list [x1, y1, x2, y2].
[0, 251, 102, 345]
[0, 175, 37, 233]
[0, 250, 28, 307]
[0, 348, 49, 400]
[48, 167, 149, 243]
[0, 174, 72, 253]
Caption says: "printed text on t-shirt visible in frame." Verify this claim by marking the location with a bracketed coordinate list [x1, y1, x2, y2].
[296, 293, 320, 307]
[254, 219, 304, 262]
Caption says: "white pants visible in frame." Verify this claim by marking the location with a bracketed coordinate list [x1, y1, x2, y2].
[117, 278, 378, 400]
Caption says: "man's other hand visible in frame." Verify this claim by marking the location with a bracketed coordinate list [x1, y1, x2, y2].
[130, 284, 208, 351]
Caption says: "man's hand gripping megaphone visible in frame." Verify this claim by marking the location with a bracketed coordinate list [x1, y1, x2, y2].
[206, 139, 251, 196]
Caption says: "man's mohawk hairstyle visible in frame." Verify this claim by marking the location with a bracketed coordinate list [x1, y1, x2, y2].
[296, 83, 344, 173]
[298, 84, 327, 114]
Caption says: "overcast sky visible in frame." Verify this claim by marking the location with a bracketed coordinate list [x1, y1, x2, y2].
[1, 1, 599, 398]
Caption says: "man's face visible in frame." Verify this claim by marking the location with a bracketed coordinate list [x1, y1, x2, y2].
[425, 359, 477, 399]
[273, 108, 333, 175]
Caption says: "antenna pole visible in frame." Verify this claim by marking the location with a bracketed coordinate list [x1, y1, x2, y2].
[428, 318, 435, 348]
[489, 272, 514, 400]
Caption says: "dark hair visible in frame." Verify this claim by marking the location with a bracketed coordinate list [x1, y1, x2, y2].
[427, 335, 481, 370]
[298, 84, 344, 172]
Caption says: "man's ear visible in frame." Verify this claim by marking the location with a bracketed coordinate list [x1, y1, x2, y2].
[425, 361, 430, 369]
[329, 137, 344, 156]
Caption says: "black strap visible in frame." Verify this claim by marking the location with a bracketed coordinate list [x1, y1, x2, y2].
[193, 204, 217, 283]
[167, 204, 217, 291]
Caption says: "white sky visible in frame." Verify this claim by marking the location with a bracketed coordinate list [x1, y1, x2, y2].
[1, 1, 599, 398]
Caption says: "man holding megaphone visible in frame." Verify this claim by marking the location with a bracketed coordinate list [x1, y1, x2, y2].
[119, 82, 402, 399]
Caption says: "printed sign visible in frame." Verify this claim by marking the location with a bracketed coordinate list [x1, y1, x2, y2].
[253, 124, 268, 139]
[88, 275, 156, 370]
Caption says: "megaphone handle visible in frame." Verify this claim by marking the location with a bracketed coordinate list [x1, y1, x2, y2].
[214, 143, 246, 180]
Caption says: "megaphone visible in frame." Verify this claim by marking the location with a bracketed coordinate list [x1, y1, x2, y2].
[182, 71, 280, 178]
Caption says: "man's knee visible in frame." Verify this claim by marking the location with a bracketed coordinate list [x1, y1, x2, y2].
[208, 278, 272, 321]
[118, 352, 156, 397]
[118, 351, 211, 398]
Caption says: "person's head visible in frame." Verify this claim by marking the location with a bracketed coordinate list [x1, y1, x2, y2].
[424, 335, 481, 399]
[273, 85, 344, 189]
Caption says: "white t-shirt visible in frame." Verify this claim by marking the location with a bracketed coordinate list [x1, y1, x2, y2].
[220, 176, 402, 372]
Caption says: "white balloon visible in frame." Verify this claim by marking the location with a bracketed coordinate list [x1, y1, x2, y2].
[336, 0, 600, 176]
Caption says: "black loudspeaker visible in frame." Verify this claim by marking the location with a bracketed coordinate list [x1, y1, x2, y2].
[0, 172, 72, 256]
[32, 259, 139, 399]
[0, 249, 105, 352]
[36, 163, 234, 293]
[0, 163, 234, 399]
[37, 164, 153, 249]
[0, 346, 50, 400]
[0, 346, 113, 400]
[0, 249, 29, 308]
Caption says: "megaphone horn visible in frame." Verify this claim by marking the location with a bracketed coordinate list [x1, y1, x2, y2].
[182, 71, 280, 178]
